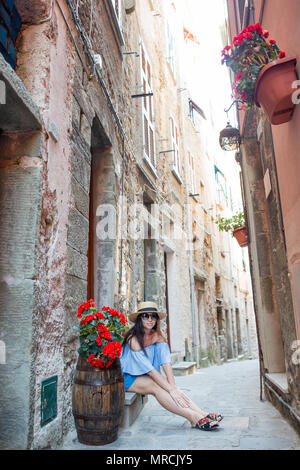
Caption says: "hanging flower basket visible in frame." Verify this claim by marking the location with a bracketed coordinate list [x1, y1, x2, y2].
[254, 56, 298, 125]
[221, 23, 299, 125]
[233, 225, 248, 247]
[216, 212, 248, 247]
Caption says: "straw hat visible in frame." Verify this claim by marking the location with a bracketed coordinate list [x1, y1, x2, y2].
[128, 301, 166, 323]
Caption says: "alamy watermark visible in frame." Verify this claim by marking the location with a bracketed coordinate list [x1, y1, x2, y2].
[0, 80, 6, 105]
[0, 340, 5, 364]
[292, 80, 300, 105]
[95, 197, 198, 251]
[291, 340, 300, 365]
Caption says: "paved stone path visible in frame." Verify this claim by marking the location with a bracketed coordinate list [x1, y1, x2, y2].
[60, 359, 300, 450]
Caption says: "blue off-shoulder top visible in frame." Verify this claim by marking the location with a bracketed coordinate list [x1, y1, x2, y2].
[120, 342, 171, 391]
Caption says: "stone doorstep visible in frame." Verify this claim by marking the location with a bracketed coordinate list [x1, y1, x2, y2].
[120, 392, 148, 429]
[172, 361, 197, 376]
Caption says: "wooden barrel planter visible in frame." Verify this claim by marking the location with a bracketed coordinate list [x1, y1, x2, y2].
[233, 225, 248, 247]
[72, 356, 125, 445]
[254, 56, 298, 125]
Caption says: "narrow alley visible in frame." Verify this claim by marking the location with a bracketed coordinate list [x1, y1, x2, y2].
[60, 359, 300, 451]
[1, 0, 300, 451]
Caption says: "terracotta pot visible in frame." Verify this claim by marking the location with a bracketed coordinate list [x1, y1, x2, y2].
[233, 225, 248, 247]
[72, 356, 125, 445]
[254, 56, 298, 125]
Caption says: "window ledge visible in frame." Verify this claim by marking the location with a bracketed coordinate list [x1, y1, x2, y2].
[189, 193, 199, 203]
[171, 166, 182, 184]
[142, 154, 158, 179]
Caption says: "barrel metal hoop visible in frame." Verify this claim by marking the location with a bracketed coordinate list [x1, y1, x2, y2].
[73, 377, 123, 387]
[75, 427, 118, 435]
[73, 412, 121, 420]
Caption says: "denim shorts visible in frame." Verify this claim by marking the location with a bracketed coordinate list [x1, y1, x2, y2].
[123, 373, 139, 391]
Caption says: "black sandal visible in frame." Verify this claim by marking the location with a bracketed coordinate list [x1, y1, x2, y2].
[195, 415, 219, 431]
[208, 412, 223, 423]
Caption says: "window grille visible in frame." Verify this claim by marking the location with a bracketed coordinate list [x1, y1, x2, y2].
[0, 0, 21, 69]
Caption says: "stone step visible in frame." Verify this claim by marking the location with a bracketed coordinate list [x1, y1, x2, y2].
[120, 392, 148, 429]
[172, 361, 197, 376]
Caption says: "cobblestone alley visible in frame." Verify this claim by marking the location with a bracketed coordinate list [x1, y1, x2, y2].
[61, 359, 300, 451]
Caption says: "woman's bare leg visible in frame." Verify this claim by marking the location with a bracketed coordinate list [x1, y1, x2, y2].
[128, 376, 218, 428]
[184, 399, 222, 422]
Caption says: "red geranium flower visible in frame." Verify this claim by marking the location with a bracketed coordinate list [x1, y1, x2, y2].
[96, 323, 112, 340]
[102, 341, 122, 359]
[254, 23, 263, 35]
[76, 300, 128, 369]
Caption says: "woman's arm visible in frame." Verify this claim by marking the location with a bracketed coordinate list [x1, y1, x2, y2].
[162, 362, 176, 388]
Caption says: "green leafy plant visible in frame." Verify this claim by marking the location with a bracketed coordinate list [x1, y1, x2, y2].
[221, 23, 285, 109]
[216, 212, 245, 235]
[73, 299, 129, 368]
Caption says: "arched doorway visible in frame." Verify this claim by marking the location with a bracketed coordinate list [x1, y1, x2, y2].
[87, 117, 116, 308]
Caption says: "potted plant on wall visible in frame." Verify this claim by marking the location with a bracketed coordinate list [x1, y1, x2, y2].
[216, 212, 248, 247]
[221, 23, 299, 125]
[72, 299, 129, 445]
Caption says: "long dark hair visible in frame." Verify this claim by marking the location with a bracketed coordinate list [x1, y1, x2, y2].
[122, 314, 164, 352]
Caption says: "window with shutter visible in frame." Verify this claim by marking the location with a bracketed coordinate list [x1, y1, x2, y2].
[140, 42, 156, 167]
[111, 0, 121, 23]
[188, 151, 196, 194]
[170, 115, 180, 176]
[166, 20, 176, 78]
[0, 0, 21, 69]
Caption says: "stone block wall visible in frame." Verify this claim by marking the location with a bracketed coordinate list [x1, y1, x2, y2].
[0, 136, 43, 449]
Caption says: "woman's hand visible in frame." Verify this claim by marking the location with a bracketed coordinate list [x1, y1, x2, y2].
[169, 387, 193, 408]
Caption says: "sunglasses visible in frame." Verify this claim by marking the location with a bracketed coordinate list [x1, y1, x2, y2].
[140, 313, 159, 320]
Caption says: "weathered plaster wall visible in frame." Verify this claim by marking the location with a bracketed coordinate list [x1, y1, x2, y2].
[257, 0, 300, 340]
[226, 0, 300, 433]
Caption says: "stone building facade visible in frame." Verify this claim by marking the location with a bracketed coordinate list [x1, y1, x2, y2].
[226, 0, 300, 434]
[0, 0, 256, 449]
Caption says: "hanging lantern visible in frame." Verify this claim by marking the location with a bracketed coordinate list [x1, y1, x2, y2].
[219, 122, 241, 151]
